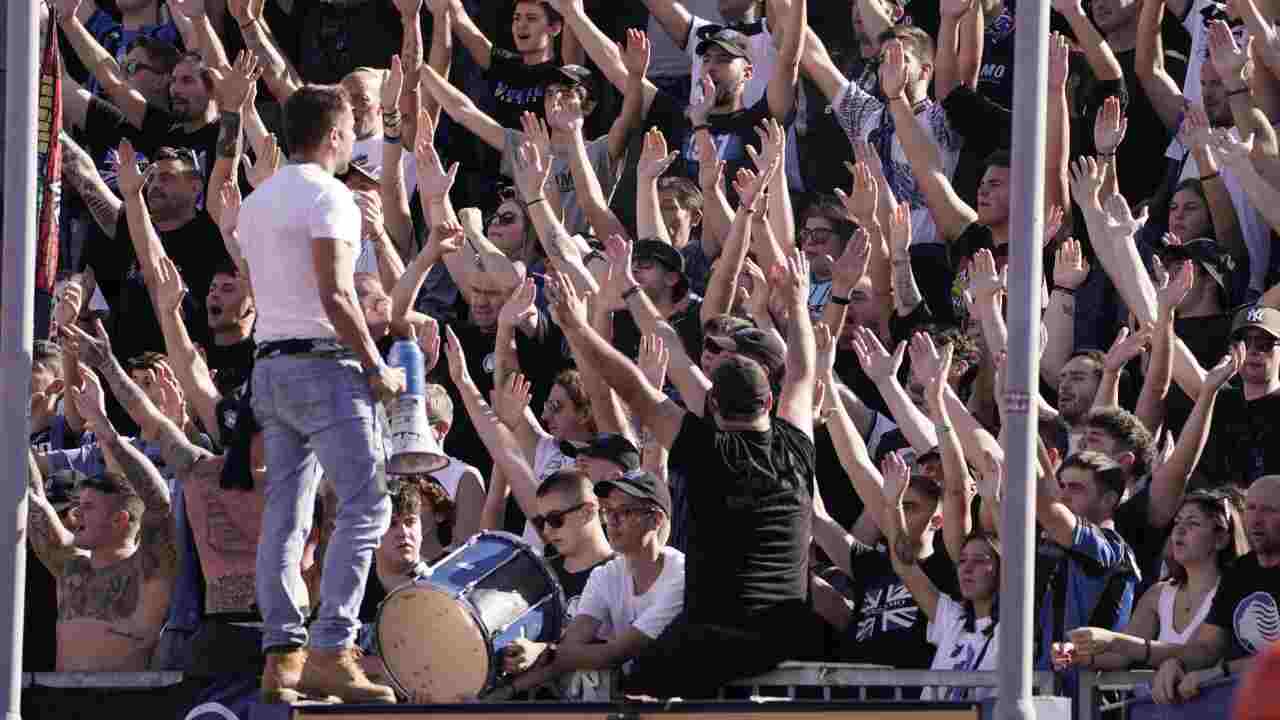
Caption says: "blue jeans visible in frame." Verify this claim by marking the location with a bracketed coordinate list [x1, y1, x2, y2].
[252, 354, 391, 650]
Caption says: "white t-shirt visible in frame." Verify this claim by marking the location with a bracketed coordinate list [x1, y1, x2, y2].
[831, 81, 963, 247]
[520, 433, 577, 551]
[1165, 1, 1243, 156]
[237, 163, 362, 342]
[647, 1, 722, 78]
[578, 546, 685, 666]
[351, 135, 419, 195]
[922, 594, 999, 701]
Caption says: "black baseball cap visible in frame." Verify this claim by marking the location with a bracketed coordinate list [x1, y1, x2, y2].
[633, 239, 689, 298]
[1157, 237, 1234, 301]
[695, 28, 751, 59]
[561, 432, 641, 472]
[705, 326, 786, 384]
[552, 64, 599, 101]
[595, 469, 672, 517]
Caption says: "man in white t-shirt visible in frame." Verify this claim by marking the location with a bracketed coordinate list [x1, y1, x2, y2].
[235, 84, 407, 705]
[504, 469, 685, 690]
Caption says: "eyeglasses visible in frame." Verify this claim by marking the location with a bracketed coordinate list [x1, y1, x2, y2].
[124, 59, 166, 77]
[487, 210, 519, 227]
[531, 502, 590, 532]
[598, 504, 655, 525]
[799, 228, 842, 244]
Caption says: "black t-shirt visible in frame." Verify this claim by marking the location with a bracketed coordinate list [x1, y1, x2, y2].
[550, 553, 615, 618]
[812, 417, 909, 532]
[204, 337, 257, 398]
[669, 413, 815, 625]
[1113, 481, 1171, 594]
[1164, 313, 1232, 436]
[83, 96, 145, 169]
[1205, 552, 1280, 661]
[682, 97, 786, 206]
[485, 48, 563, 131]
[610, 295, 704, 363]
[82, 212, 228, 364]
[135, 104, 222, 199]
[841, 542, 959, 668]
[431, 307, 570, 479]
[1199, 387, 1280, 488]
[1113, 49, 1186, 204]
[977, 8, 1017, 109]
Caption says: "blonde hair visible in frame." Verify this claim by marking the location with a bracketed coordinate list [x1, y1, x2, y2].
[425, 384, 454, 427]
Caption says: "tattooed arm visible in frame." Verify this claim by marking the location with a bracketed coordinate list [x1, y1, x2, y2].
[26, 449, 83, 577]
[61, 132, 122, 239]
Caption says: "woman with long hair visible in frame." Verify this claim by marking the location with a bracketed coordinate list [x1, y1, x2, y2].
[1054, 489, 1248, 671]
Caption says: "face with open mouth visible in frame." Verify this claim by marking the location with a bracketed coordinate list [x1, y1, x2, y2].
[511, 1, 559, 54]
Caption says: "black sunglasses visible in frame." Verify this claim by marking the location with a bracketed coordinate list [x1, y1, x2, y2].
[531, 502, 590, 532]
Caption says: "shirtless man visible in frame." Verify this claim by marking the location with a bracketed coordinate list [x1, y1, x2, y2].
[25, 365, 175, 671]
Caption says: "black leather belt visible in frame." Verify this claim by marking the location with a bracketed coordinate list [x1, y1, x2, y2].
[255, 338, 350, 360]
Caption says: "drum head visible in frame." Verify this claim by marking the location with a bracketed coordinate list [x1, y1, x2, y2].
[376, 582, 490, 702]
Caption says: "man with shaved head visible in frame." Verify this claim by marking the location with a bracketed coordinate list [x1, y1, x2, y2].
[1149, 476, 1280, 703]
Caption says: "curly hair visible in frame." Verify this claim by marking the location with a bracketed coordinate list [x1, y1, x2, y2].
[1080, 407, 1156, 479]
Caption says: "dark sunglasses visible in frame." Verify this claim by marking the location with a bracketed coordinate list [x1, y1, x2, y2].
[531, 502, 590, 532]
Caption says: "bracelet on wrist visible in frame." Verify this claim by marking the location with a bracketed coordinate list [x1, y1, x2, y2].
[1051, 284, 1077, 295]
[1098, 151, 1116, 157]
[384, 132, 402, 143]
[238, 18, 257, 30]
[1226, 86, 1250, 98]
[1201, 171, 1221, 182]
[525, 196, 546, 209]
[829, 295, 851, 306]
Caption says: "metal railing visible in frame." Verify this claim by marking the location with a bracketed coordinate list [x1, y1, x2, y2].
[718, 663, 1058, 701]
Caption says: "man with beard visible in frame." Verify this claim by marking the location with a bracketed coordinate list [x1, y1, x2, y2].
[53, 0, 182, 100]
[24, 370, 176, 671]
[64, 136, 230, 367]
[1151, 475, 1280, 703]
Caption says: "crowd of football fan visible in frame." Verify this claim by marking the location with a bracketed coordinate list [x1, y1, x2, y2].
[21, 0, 1280, 709]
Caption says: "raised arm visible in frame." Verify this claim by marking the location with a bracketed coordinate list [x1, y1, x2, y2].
[380, 56, 416, 259]
[925, 343, 974, 562]
[153, 256, 225, 446]
[228, 0, 302, 103]
[557, 0, 659, 116]
[511, 133, 600, 294]
[59, 320, 170, 440]
[1052, 0, 1123, 82]
[610, 29, 652, 165]
[55, 0, 148, 127]
[550, 270, 688, 449]
[766, 0, 805, 121]
[418, 65, 507, 151]
[883, 452, 941, 621]
[934, 0, 980, 101]
[61, 133, 122, 239]
[1042, 239, 1090, 385]
[169, 0, 232, 71]
[25, 448, 82, 576]
[390, 219, 463, 330]
[553, 106, 630, 244]
[775, 251, 817, 435]
[444, 0, 494, 69]
[702, 162, 773, 326]
[634, 0, 693, 51]
[851, 327, 938, 453]
[1135, 0, 1187, 132]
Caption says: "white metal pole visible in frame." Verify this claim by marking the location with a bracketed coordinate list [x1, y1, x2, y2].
[996, 3, 1051, 720]
[1, 0, 39, 716]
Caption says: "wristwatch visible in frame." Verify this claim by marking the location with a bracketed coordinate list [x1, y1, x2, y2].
[363, 361, 390, 380]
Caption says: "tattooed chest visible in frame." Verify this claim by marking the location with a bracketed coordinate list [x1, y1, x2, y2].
[58, 559, 144, 623]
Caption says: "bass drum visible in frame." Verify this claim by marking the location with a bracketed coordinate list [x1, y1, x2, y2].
[376, 531, 565, 702]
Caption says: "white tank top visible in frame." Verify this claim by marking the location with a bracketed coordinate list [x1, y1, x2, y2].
[1157, 580, 1219, 645]
[430, 456, 478, 500]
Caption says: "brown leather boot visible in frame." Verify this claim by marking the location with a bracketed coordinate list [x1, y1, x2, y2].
[300, 647, 398, 704]
[260, 647, 308, 704]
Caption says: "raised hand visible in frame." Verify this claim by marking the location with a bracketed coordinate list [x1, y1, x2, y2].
[513, 139, 553, 201]
[1094, 95, 1128, 156]
[1069, 156, 1107, 213]
[424, 217, 464, 265]
[69, 366, 109, 428]
[227, 0, 265, 25]
[832, 227, 872, 290]
[686, 74, 717, 126]
[1207, 19, 1250, 88]
[117, 139, 150, 198]
[924, 341, 954, 418]
[880, 451, 912, 536]
[851, 326, 905, 384]
[499, 277, 538, 329]
[394, 0, 424, 18]
[694, 127, 725, 191]
[941, 0, 976, 18]
[245, 133, 282, 188]
[1206, 346, 1243, 391]
[218, 50, 262, 111]
[969, 248, 1004, 301]
[1048, 32, 1070, 92]
[382, 55, 405, 114]
[638, 126, 678, 181]
[1053, 237, 1090, 290]
[622, 28, 651, 78]
[1101, 191, 1148, 238]
[1102, 325, 1151, 373]
[834, 161, 879, 228]
[746, 118, 785, 177]
[1211, 129, 1255, 170]
[155, 362, 187, 425]
[814, 321, 836, 372]
[492, 372, 532, 430]
[443, 324, 473, 387]
[776, 248, 811, 312]
[415, 104, 459, 202]
[416, 315, 441, 375]
[59, 318, 113, 370]
[887, 201, 912, 260]
[354, 189, 386, 241]
[878, 39, 908, 100]
[639, 334, 670, 389]
[1156, 258, 1194, 316]
[1178, 103, 1215, 151]
[908, 331, 944, 394]
[155, 256, 189, 317]
[977, 449, 1004, 501]
[547, 269, 589, 331]
[53, 279, 85, 330]
[1043, 204, 1065, 247]
[742, 258, 771, 321]
[54, 0, 84, 23]
[218, 180, 242, 237]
